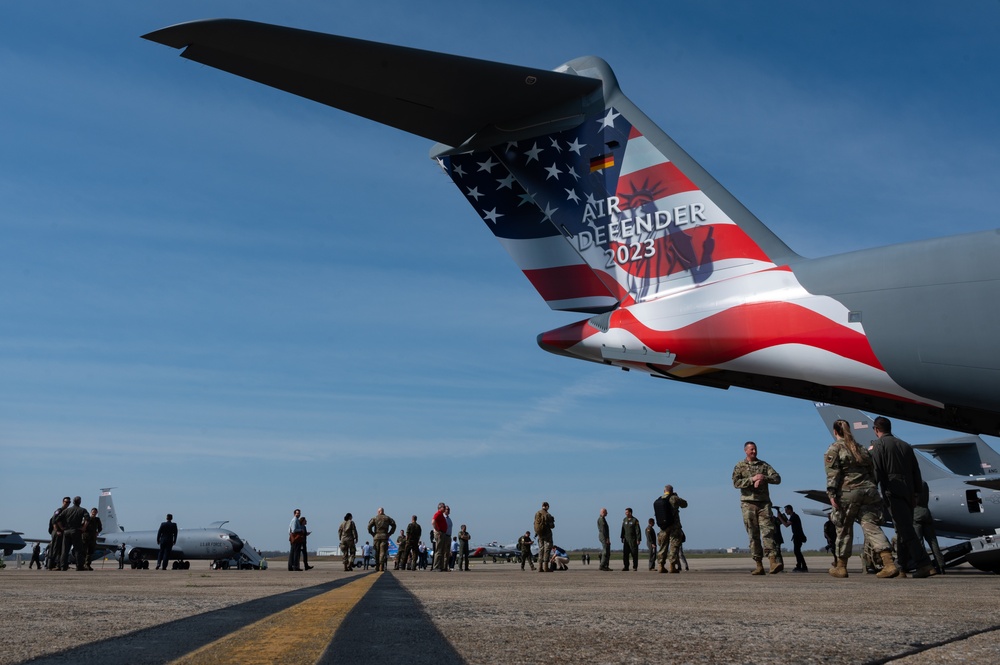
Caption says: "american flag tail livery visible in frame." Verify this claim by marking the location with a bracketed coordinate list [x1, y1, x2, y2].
[146, 20, 1000, 434]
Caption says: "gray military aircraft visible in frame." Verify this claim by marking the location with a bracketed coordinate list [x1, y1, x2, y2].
[145, 19, 1000, 436]
[800, 403, 1000, 572]
[95, 488, 245, 569]
[470, 540, 537, 563]
[0, 530, 27, 556]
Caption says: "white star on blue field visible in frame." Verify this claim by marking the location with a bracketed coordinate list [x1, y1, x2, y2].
[2, 1, 998, 553]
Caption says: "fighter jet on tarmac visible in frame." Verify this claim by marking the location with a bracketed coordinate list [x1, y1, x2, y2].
[145, 19, 1000, 435]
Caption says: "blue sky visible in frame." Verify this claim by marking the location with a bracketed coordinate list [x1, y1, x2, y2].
[2, 2, 999, 553]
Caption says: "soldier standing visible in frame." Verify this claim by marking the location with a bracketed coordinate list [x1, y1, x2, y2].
[517, 531, 535, 571]
[534, 502, 554, 572]
[394, 530, 407, 570]
[457, 525, 471, 571]
[404, 516, 422, 570]
[870, 417, 936, 578]
[825, 418, 899, 579]
[29, 542, 42, 570]
[596, 508, 611, 571]
[367, 507, 397, 572]
[338, 513, 358, 572]
[620, 507, 642, 571]
[47, 497, 70, 570]
[732, 441, 782, 574]
[83, 507, 103, 571]
[55, 496, 89, 571]
[655, 485, 688, 573]
[645, 518, 657, 571]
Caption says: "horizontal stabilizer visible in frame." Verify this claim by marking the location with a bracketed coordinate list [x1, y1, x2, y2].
[142, 19, 602, 148]
[966, 478, 1000, 491]
[913, 436, 1000, 478]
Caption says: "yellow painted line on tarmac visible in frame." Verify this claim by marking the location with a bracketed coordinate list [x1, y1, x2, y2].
[168, 573, 380, 665]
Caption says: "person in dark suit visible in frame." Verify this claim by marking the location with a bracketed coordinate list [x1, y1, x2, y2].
[156, 514, 178, 570]
[783, 505, 808, 572]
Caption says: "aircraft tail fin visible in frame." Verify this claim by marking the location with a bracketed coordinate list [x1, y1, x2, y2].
[814, 403, 878, 447]
[145, 20, 800, 311]
[914, 437, 1000, 478]
[98, 488, 121, 535]
[437, 55, 800, 309]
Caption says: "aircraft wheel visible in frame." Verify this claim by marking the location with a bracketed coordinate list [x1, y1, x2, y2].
[142, 560, 150, 569]
[183, 561, 191, 570]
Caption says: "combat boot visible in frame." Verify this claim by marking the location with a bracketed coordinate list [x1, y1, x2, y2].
[669, 562, 680, 573]
[912, 563, 937, 578]
[876, 550, 899, 578]
[828, 557, 849, 578]
[768, 554, 784, 574]
[751, 559, 766, 575]
[658, 563, 667, 573]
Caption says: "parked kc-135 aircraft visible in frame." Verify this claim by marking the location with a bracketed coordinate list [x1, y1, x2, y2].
[95, 489, 246, 569]
[799, 403, 1000, 573]
[145, 19, 1000, 435]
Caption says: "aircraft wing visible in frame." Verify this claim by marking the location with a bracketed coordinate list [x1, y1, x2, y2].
[142, 19, 601, 149]
[966, 478, 1000, 491]
[795, 489, 831, 506]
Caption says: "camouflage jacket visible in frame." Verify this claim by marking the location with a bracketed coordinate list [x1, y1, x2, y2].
[732, 458, 781, 502]
[406, 521, 422, 543]
[825, 439, 877, 500]
[338, 520, 358, 544]
[368, 514, 397, 540]
[534, 509, 554, 539]
[666, 492, 688, 528]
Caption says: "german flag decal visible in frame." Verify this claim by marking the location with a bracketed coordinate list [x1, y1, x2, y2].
[589, 153, 615, 172]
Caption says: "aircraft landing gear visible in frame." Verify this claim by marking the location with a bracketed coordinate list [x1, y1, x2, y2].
[129, 551, 150, 569]
[171, 560, 191, 570]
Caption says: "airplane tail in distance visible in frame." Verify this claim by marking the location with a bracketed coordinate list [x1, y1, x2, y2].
[98, 488, 122, 534]
[437, 56, 799, 310]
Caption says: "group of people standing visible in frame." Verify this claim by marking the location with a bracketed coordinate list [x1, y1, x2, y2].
[39, 496, 103, 572]
[733, 416, 939, 579]
[591, 489, 689, 575]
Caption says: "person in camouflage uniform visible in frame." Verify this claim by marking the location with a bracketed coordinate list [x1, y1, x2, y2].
[338, 513, 358, 572]
[402, 515, 421, 571]
[656, 485, 688, 573]
[825, 419, 898, 579]
[732, 441, 782, 574]
[394, 530, 407, 570]
[368, 507, 397, 572]
[620, 507, 642, 571]
[534, 502, 554, 572]
[517, 531, 535, 571]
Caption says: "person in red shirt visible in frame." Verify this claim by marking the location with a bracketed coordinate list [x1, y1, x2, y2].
[431, 502, 448, 572]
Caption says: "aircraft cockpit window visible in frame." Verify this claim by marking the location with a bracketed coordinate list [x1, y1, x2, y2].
[966, 489, 984, 513]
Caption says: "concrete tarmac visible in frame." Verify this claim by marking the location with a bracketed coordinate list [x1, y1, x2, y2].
[2, 556, 998, 664]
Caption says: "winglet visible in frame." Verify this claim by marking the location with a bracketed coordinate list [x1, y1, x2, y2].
[143, 19, 602, 148]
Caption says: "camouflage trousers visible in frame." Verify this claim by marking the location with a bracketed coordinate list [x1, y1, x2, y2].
[741, 501, 777, 560]
[341, 539, 356, 570]
[656, 526, 684, 567]
[373, 538, 389, 570]
[832, 488, 891, 560]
